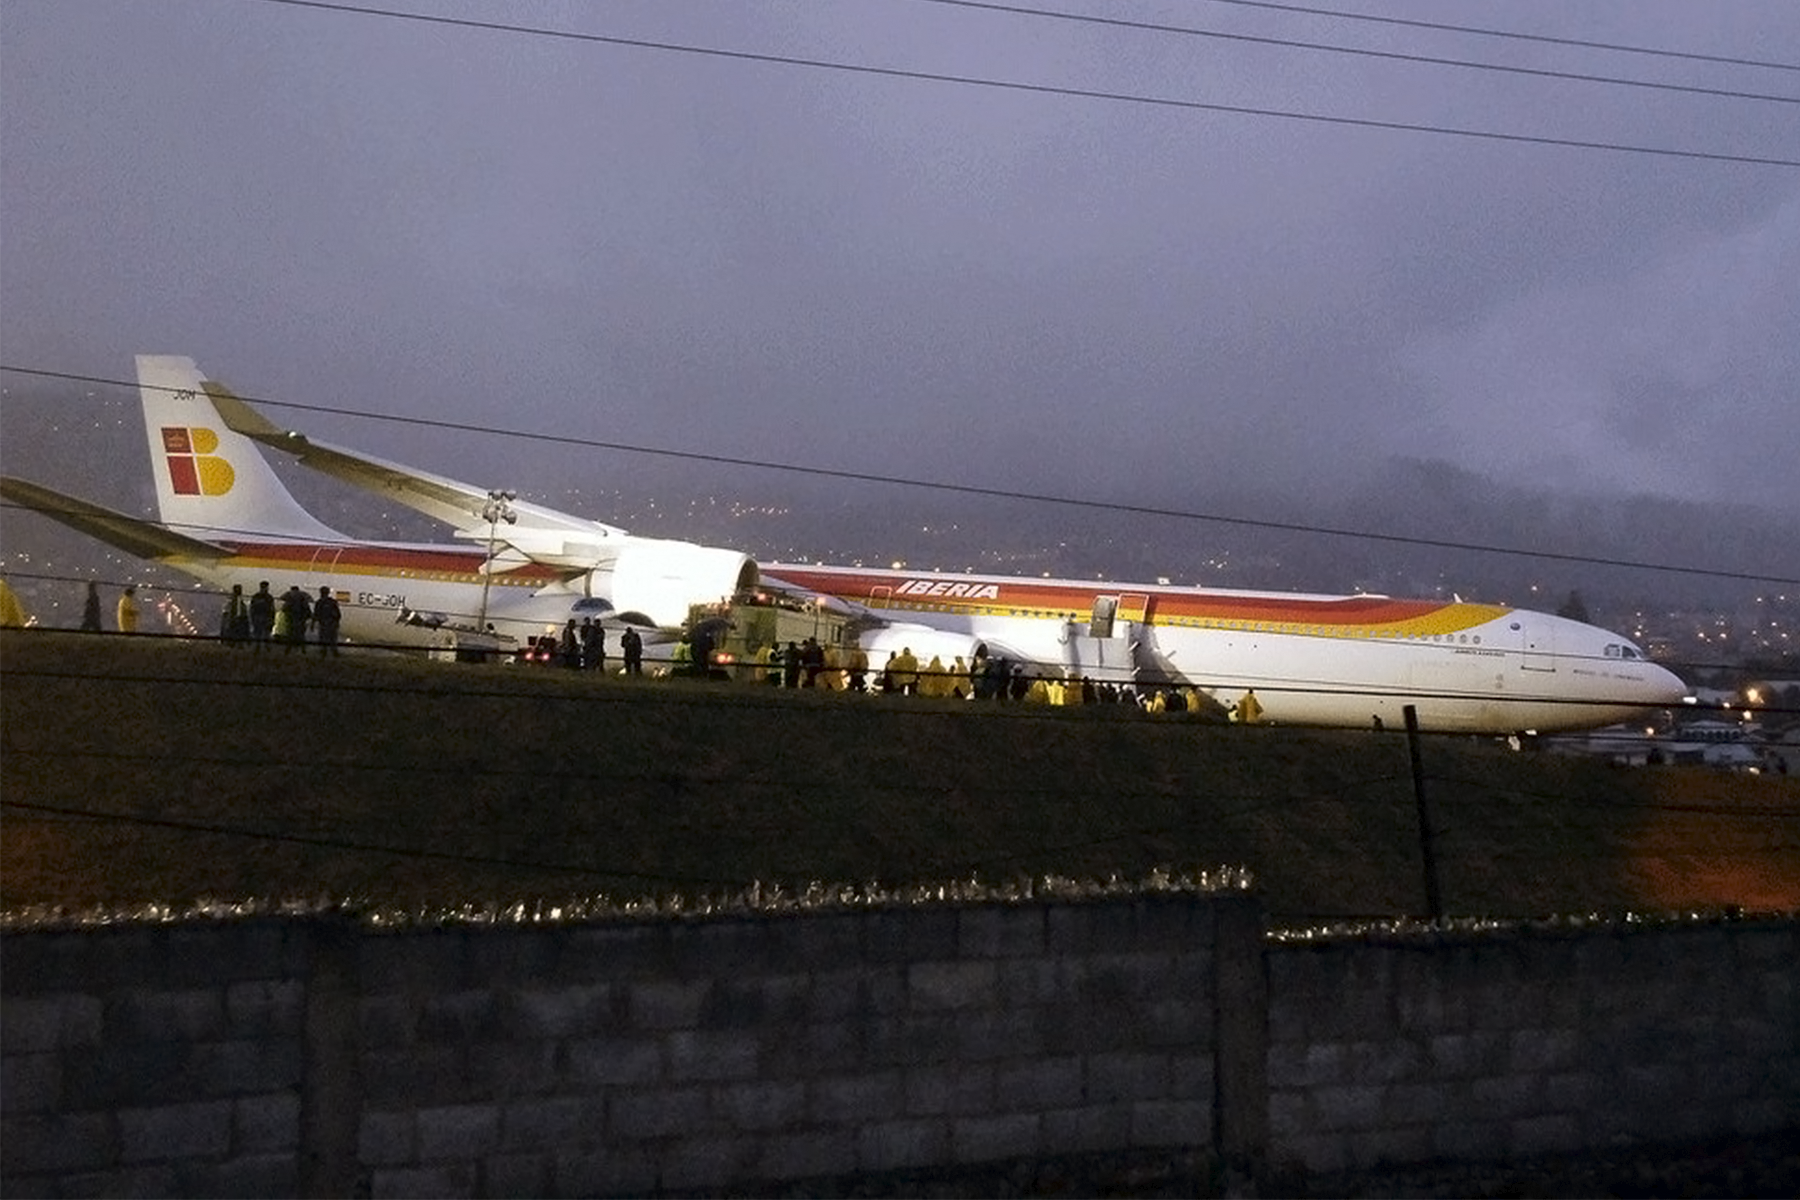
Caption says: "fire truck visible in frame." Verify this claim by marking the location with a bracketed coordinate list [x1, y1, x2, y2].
[685, 588, 857, 683]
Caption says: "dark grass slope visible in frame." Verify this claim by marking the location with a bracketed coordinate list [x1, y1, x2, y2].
[3, 629, 1795, 919]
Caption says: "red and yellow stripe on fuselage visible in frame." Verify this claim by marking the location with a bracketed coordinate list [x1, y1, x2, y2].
[208, 541, 564, 587]
[768, 564, 1507, 642]
[168, 540, 579, 644]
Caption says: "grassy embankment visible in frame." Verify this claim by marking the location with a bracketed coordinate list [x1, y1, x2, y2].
[2, 628, 1795, 920]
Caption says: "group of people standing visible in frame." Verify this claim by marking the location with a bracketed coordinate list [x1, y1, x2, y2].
[558, 616, 607, 672]
[740, 635, 1248, 717]
[75, 578, 341, 654]
[747, 641, 1112, 703]
[751, 640, 975, 697]
[219, 581, 341, 654]
[80, 581, 138, 633]
[552, 616, 644, 675]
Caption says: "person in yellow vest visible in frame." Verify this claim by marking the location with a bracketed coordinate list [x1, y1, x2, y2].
[923, 655, 946, 698]
[0, 577, 29, 628]
[823, 644, 844, 690]
[1025, 677, 1050, 704]
[115, 585, 140, 633]
[892, 646, 919, 695]
[847, 644, 869, 693]
[1238, 688, 1265, 725]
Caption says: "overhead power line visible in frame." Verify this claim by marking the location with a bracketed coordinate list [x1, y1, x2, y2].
[1198, 0, 1800, 74]
[4, 364, 1797, 587]
[4, 781, 1792, 891]
[1424, 774, 1800, 814]
[0, 799, 738, 888]
[251, 0, 1800, 168]
[916, 0, 1800, 106]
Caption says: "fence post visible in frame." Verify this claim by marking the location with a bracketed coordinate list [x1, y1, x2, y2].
[1213, 893, 1268, 1175]
[299, 916, 361, 1199]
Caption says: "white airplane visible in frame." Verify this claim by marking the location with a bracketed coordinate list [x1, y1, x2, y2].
[1, 355, 1687, 733]
[1, 356, 756, 648]
[758, 561, 1687, 732]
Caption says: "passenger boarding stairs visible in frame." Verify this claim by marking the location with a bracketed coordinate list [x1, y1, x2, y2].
[1057, 593, 1180, 687]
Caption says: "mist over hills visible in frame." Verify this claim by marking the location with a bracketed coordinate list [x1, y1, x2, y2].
[2, 378, 1792, 632]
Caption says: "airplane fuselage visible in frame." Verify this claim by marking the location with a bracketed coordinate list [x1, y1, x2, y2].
[138, 545, 1688, 733]
[763, 563, 1687, 733]
[165, 538, 603, 649]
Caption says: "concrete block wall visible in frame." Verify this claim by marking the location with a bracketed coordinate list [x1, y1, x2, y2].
[0, 921, 312, 1197]
[1265, 922, 1800, 1175]
[6, 904, 1792, 1196]
[345, 898, 1232, 1197]
[2, 896, 1247, 1197]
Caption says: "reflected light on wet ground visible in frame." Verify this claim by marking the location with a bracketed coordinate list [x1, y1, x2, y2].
[1624, 770, 1800, 911]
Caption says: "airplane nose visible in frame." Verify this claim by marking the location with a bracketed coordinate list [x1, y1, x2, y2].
[1643, 663, 1688, 706]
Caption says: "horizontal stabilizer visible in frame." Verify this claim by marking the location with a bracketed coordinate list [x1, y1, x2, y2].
[0, 476, 231, 562]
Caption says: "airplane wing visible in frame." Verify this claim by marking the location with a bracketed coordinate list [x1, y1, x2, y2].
[756, 572, 869, 618]
[205, 384, 624, 554]
[0, 476, 232, 562]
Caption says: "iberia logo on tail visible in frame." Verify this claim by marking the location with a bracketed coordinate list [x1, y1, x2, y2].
[161, 427, 235, 496]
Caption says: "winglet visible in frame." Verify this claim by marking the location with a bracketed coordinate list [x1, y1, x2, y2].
[204, 381, 295, 444]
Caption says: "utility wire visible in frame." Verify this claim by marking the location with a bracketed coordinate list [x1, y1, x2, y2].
[1425, 774, 1800, 815]
[0, 797, 1297, 888]
[0, 749, 1422, 814]
[1197, 0, 1800, 74]
[6, 365, 1796, 586]
[916, 0, 1800, 105]
[250, 0, 1800, 168]
[952, 778, 1414, 870]
[6, 796, 1791, 891]
[0, 800, 738, 888]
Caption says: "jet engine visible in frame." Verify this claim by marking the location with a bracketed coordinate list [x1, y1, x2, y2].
[854, 623, 990, 672]
[585, 538, 758, 629]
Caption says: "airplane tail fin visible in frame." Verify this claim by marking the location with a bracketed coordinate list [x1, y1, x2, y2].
[136, 355, 343, 542]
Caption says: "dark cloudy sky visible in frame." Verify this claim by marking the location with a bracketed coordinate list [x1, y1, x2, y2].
[4, 0, 1798, 526]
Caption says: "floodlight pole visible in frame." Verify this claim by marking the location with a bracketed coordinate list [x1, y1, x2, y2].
[477, 489, 517, 634]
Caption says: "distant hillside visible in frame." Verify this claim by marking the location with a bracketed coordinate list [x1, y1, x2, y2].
[3, 629, 1796, 922]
